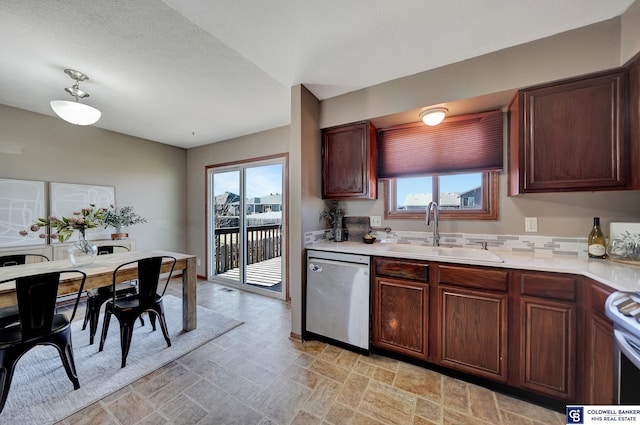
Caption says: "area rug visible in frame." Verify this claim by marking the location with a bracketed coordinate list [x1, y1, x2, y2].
[0, 295, 243, 424]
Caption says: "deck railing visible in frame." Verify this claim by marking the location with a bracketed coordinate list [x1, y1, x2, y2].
[215, 224, 281, 274]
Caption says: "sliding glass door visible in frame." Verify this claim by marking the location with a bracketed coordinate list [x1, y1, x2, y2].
[207, 156, 285, 299]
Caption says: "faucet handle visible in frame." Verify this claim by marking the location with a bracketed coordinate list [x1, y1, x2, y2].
[476, 241, 488, 250]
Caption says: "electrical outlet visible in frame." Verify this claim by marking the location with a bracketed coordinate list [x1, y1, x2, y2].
[197, 258, 201, 266]
[525, 217, 538, 233]
[370, 216, 382, 227]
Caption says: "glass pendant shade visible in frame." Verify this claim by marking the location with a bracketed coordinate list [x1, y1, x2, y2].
[419, 107, 448, 126]
[50, 100, 101, 126]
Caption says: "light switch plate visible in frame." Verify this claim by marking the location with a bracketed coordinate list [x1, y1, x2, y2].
[525, 217, 538, 233]
[370, 216, 382, 227]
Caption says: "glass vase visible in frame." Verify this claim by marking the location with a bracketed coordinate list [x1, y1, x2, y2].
[111, 226, 128, 240]
[68, 230, 98, 267]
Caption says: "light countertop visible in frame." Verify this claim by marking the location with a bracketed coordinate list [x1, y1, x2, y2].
[307, 240, 640, 293]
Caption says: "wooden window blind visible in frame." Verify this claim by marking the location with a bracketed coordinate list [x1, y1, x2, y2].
[377, 109, 504, 178]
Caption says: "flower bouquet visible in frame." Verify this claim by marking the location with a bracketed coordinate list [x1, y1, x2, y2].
[31, 204, 107, 242]
[103, 205, 147, 239]
[30, 204, 107, 267]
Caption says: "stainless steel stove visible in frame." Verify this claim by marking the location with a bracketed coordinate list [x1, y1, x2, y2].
[605, 291, 640, 405]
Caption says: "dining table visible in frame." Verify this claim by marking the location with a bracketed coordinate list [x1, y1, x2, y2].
[0, 250, 198, 331]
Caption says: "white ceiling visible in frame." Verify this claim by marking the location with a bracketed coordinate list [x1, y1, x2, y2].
[0, 0, 634, 149]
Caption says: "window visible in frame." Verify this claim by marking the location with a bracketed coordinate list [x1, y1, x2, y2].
[378, 110, 503, 221]
[384, 172, 498, 220]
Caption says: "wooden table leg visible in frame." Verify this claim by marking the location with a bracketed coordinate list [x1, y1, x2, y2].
[182, 256, 197, 331]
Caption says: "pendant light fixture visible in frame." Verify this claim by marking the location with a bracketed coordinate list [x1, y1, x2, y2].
[419, 107, 448, 126]
[50, 69, 101, 126]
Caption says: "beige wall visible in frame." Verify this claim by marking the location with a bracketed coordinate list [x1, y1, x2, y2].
[293, 85, 322, 337]
[0, 104, 187, 252]
[320, 18, 623, 129]
[343, 177, 640, 238]
[622, 0, 640, 63]
[185, 125, 290, 277]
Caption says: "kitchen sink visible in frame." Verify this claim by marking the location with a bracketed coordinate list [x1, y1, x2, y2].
[384, 244, 504, 263]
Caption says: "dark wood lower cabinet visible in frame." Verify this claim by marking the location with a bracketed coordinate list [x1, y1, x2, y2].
[371, 276, 428, 360]
[438, 285, 507, 381]
[586, 279, 615, 404]
[587, 314, 614, 404]
[369, 257, 614, 406]
[520, 297, 576, 400]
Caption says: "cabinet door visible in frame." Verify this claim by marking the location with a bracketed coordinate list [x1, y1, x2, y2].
[520, 297, 576, 400]
[510, 70, 628, 194]
[322, 121, 377, 199]
[587, 314, 614, 404]
[438, 285, 508, 381]
[585, 280, 614, 404]
[372, 276, 428, 360]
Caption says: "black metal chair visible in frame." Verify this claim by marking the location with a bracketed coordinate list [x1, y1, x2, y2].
[0, 253, 49, 267]
[0, 270, 87, 413]
[81, 245, 143, 345]
[99, 256, 176, 367]
[0, 254, 50, 327]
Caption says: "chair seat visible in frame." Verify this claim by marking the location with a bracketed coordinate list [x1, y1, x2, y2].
[106, 294, 162, 312]
[83, 282, 142, 345]
[87, 282, 137, 298]
[0, 314, 70, 347]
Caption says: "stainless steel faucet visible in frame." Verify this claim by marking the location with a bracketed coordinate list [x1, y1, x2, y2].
[426, 201, 440, 246]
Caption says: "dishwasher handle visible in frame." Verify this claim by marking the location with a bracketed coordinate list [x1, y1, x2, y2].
[308, 257, 369, 273]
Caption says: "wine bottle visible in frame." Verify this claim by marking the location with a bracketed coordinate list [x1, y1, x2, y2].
[588, 217, 607, 259]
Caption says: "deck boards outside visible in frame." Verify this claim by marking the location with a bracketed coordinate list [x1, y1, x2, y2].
[216, 256, 281, 287]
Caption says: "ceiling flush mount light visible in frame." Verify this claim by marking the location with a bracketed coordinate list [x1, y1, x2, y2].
[50, 69, 101, 126]
[419, 107, 448, 126]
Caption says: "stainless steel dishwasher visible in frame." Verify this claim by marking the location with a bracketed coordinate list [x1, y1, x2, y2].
[305, 250, 370, 351]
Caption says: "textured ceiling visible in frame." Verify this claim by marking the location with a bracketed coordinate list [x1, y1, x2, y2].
[0, 0, 634, 148]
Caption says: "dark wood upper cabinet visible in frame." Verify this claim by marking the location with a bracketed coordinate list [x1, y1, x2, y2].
[322, 121, 377, 199]
[509, 70, 628, 194]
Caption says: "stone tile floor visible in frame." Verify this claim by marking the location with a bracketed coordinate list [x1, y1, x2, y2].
[57, 280, 565, 425]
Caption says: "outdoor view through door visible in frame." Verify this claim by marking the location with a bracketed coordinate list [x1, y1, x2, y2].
[207, 157, 285, 299]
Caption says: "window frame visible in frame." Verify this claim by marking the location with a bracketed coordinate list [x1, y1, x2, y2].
[383, 171, 499, 221]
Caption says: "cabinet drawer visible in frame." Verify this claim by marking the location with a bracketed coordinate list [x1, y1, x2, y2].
[439, 265, 508, 292]
[374, 258, 429, 282]
[520, 273, 576, 301]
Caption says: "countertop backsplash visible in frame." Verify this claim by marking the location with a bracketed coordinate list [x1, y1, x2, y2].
[306, 217, 589, 259]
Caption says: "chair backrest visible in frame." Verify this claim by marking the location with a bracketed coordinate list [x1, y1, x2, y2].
[0, 253, 50, 267]
[97, 245, 130, 255]
[0, 270, 86, 341]
[112, 256, 176, 308]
